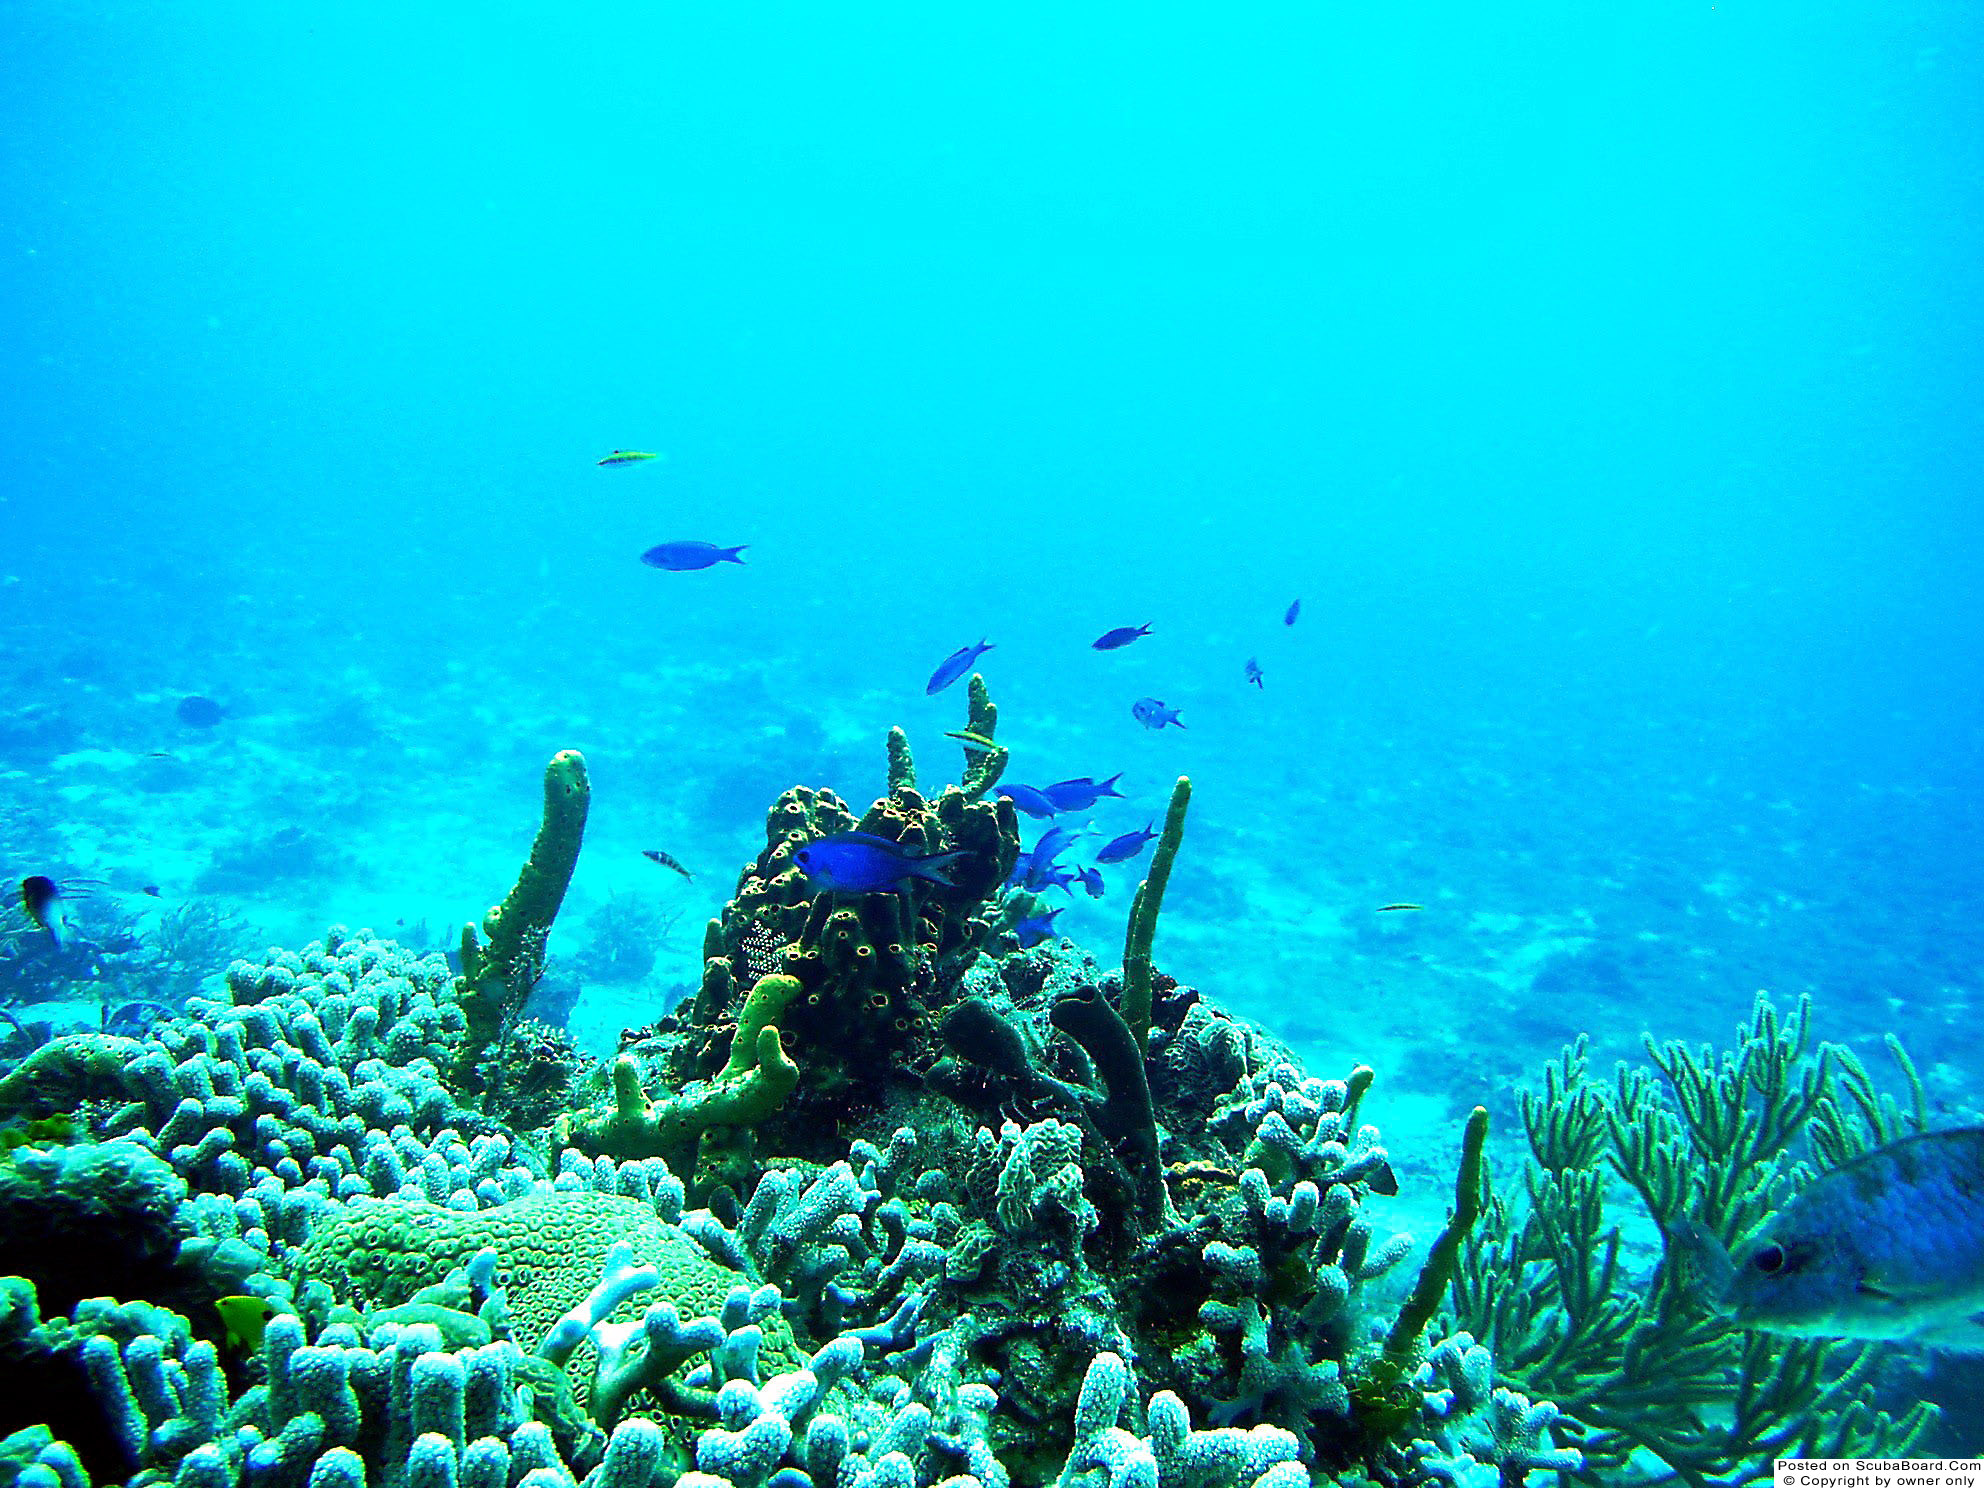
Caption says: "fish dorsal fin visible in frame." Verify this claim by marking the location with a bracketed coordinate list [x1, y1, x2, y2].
[833, 831, 914, 854]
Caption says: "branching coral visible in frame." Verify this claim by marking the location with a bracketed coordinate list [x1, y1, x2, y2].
[1450, 994, 1937, 1483]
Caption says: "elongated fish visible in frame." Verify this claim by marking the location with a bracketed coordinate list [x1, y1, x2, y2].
[643, 849, 693, 881]
[1687, 1127, 1984, 1352]
[598, 450, 659, 467]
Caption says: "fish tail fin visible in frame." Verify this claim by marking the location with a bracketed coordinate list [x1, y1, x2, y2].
[912, 850, 970, 888]
[723, 546, 749, 564]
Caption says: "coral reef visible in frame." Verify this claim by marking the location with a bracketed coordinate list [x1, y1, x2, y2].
[574, 718, 1022, 1189]
[0, 710, 1920, 1488]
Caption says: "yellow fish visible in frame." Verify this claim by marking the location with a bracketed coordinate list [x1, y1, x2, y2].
[597, 450, 659, 467]
[215, 1295, 276, 1353]
[944, 729, 1004, 756]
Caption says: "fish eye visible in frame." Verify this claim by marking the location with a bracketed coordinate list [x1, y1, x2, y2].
[1751, 1242, 1787, 1274]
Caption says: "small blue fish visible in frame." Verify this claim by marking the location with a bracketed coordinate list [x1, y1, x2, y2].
[1075, 866, 1105, 899]
[1022, 859, 1079, 895]
[1030, 824, 1086, 864]
[641, 542, 748, 571]
[1245, 658, 1264, 689]
[1042, 775, 1125, 811]
[926, 640, 994, 696]
[996, 783, 1059, 819]
[1094, 823, 1156, 864]
[1284, 599, 1300, 626]
[1092, 624, 1152, 651]
[1009, 823, 1085, 891]
[1012, 905, 1065, 949]
[793, 832, 968, 894]
[1132, 698, 1186, 730]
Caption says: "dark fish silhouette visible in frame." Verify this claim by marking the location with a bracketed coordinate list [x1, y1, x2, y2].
[641, 541, 747, 571]
[598, 450, 659, 467]
[1284, 599, 1301, 626]
[1092, 624, 1152, 651]
[643, 849, 694, 881]
[1131, 697, 1185, 730]
[1245, 658, 1264, 689]
[1376, 903, 1423, 913]
[18, 876, 98, 947]
[176, 696, 225, 728]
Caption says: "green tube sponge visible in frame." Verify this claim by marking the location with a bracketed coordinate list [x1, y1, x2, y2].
[959, 673, 1009, 802]
[1384, 1104, 1490, 1364]
[722, 975, 804, 1081]
[885, 727, 917, 794]
[557, 1027, 800, 1164]
[453, 750, 590, 1092]
[1121, 774, 1191, 1050]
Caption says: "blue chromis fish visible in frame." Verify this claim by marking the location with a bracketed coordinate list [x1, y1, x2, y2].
[1029, 824, 1086, 864]
[1074, 865, 1105, 899]
[20, 876, 70, 947]
[1284, 599, 1300, 626]
[794, 832, 968, 894]
[598, 450, 659, 467]
[1684, 1127, 1984, 1350]
[1094, 823, 1156, 864]
[1245, 658, 1264, 689]
[1012, 905, 1065, 948]
[1131, 697, 1186, 730]
[215, 1294, 276, 1353]
[641, 541, 747, 571]
[1042, 774, 1125, 811]
[926, 639, 994, 696]
[1013, 856, 1078, 894]
[1092, 624, 1153, 651]
[996, 783, 1059, 818]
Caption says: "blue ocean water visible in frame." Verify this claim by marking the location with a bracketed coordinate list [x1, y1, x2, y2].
[2, 0, 1981, 1423]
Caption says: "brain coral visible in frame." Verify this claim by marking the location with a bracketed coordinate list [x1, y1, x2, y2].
[297, 1191, 803, 1387]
